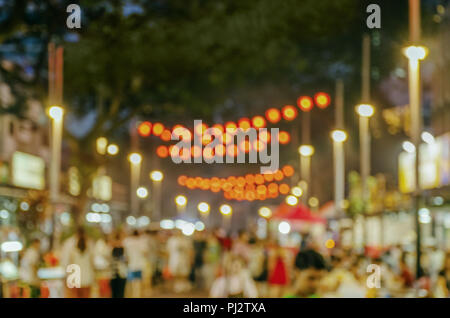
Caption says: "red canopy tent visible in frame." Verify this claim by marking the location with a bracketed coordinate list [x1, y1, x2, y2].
[272, 203, 326, 224]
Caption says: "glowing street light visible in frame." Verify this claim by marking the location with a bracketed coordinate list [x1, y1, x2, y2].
[356, 104, 375, 118]
[197, 202, 210, 214]
[96, 137, 108, 155]
[48, 105, 64, 121]
[298, 145, 315, 157]
[175, 195, 187, 207]
[285, 195, 298, 206]
[128, 152, 142, 216]
[106, 144, 119, 155]
[402, 141, 416, 154]
[291, 186, 303, 197]
[150, 170, 164, 182]
[421, 131, 435, 145]
[136, 186, 148, 199]
[403, 45, 428, 61]
[331, 129, 348, 143]
[258, 207, 272, 219]
[128, 153, 142, 165]
[47, 105, 64, 204]
[219, 204, 232, 216]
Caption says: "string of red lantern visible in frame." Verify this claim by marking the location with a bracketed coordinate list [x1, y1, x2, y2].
[137, 92, 331, 140]
[177, 165, 294, 198]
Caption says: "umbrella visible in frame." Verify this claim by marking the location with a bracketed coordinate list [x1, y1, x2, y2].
[272, 203, 326, 224]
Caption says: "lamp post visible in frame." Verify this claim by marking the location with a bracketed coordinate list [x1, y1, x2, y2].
[150, 170, 164, 220]
[331, 129, 348, 216]
[48, 106, 64, 203]
[356, 104, 374, 247]
[298, 145, 314, 204]
[175, 195, 187, 214]
[128, 153, 142, 216]
[404, 45, 428, 279]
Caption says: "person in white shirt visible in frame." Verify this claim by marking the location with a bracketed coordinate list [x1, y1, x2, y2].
[210, 254, 258, 298]
[167, 230, 193, 293]
[123, 230, 148, 297]
[19, 239, 41, 298]
[67, 228, 95, 298]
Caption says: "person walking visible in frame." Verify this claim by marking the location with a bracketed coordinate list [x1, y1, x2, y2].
[109, 232, 127, 298]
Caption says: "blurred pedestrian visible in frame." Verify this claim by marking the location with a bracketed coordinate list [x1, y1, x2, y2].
[110, 232, 127, 298]
[123, 230, 147, 297]
[67, 227, 95, 298]
[19, 239, 41, 298]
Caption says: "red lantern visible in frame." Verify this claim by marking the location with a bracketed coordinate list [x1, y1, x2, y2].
[281, 105, 298, 121]
[314, 92, 331, 109]
[297, 96, 313, 112]
[265, 108, 281, 124]
[137, 121, 152, 137]
[251, 116, 266, 129]
[152, 122, 165, 136]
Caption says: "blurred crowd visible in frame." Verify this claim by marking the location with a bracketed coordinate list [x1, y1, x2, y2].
[2, 227, 450, 298]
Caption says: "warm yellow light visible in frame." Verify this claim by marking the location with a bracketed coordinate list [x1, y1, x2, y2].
[107, 144, 119, 155]
[325, 239, 335, 249]
[403, 45, 428, 61]
[258, 207, 272, 218]
[220, 204, 232, 216]
[96, 137, 108, 155]
[308, 197, 319, 208]
[298, 145, 314, 157]
[48, 106, 64, 120]
[136, 186, 148, 199]
[356, 104, 375, 118]
[128, 153, 142, 165]
[331, 129, 348, 142]
[291, 186, 303, 197]
[286, 195, 298, 206]
[197, 202, 210, 214]
[150, 170, 164, 182]
[175, 195, 187, 207]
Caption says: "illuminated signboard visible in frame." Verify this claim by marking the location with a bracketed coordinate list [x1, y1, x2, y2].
[11, 151, 45, 190]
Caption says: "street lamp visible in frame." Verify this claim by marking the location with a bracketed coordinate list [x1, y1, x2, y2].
[285, 195, 298, 206]
[298, 145, 314, 203]
[356, 103, 374, 246]
[219, 204, 232, 216]
[128, 153, 142, 216]
[47, 105, 64, 203]
[175, 195, 187, 214]
[150, 170, 164, 182]
[136, 186, 148, 199]
[404, 43, 428, 279]
[150, 170, 164, 220]
[106, 144, 119, 156]
[331, 129, 348, 217]
[197, 202, 210, 215]
[291, 186, 303, 198]
[258, 207, 272, 219]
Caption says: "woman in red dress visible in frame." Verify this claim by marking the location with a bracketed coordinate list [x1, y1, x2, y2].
[268, 245, 288, 297]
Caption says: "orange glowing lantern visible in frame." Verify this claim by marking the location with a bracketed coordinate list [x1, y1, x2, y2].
[278, 131, 291, 144]
[137, 121, 152, 137]
[252, 116, 266, 129]
[191, 145, 202, 158]
[160, 129, 172, 142]
[254, 174, 265, 185]
[152, 123, 164, 136]
[274, 170, 284, 181]
[297, 96, 314, 112]
[259, 130, 271, 143]
[264, 173, 274, 182]
[314, 92, 331, 109]
[282, 165, 294, 177]
[177, 175, 187, 186]
[225, 121, 238, 132]
[203, 147, 215, 160]
[279, 183, 290, 195]
[156, 145, 169, 158]
[226, 144, 238, 157]
[281, 105, 298, 121]
[265, 108, 281, 124]
[238, 118, 251, 131]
